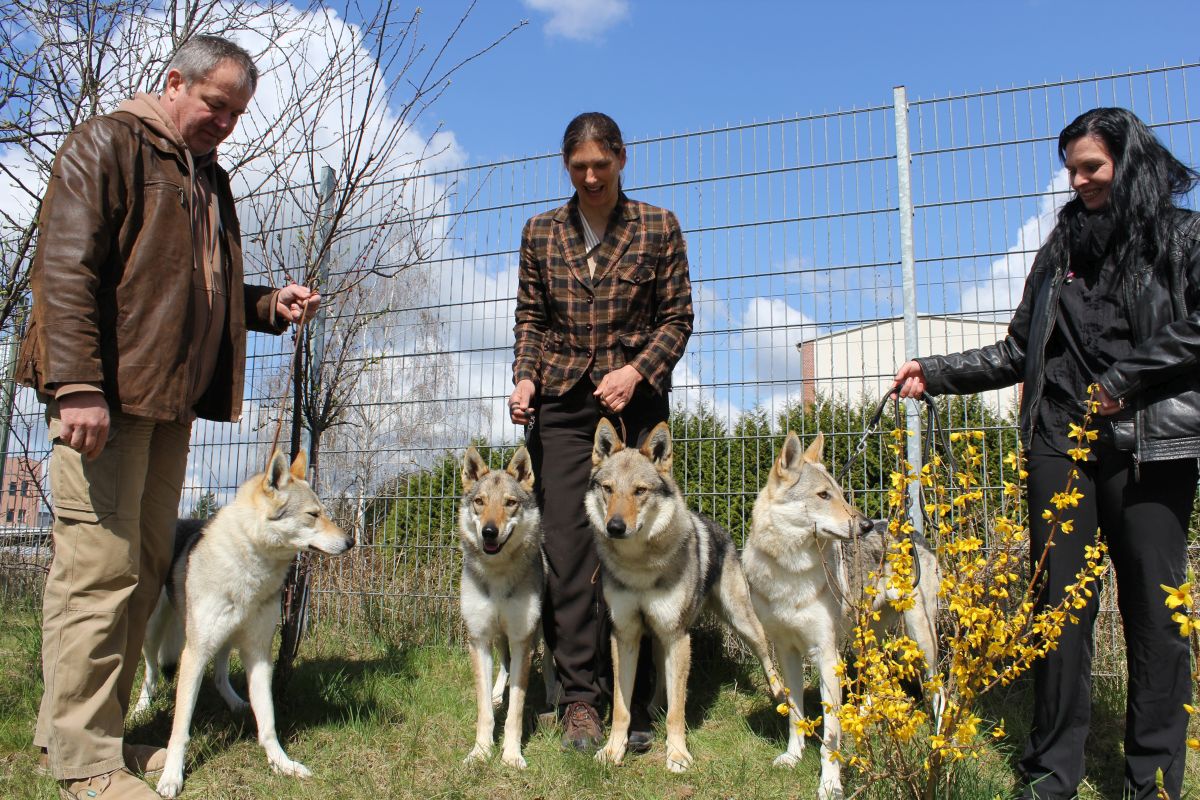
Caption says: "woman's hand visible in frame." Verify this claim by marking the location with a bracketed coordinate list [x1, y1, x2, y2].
[893, 360, 927, 399]
[509, 379, 537, 425]
[594, 365, 643, 413]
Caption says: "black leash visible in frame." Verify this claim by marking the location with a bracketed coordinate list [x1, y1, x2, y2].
[837, 386, 957, 588]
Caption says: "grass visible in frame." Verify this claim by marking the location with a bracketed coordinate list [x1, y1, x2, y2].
[0, 600, 1196, 800]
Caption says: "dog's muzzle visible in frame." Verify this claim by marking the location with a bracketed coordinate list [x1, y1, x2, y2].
[605, 517, 628, 539]
[481, 523, 502, 554]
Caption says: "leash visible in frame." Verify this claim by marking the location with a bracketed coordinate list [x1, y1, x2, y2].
[837, 386, 957, 591]
[267, 297, 313, 470]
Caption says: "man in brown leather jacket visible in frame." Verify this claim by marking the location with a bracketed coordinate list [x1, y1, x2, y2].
[18, 35, 319, 800]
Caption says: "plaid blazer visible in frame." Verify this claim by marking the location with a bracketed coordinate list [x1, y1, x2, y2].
[513, 193, 693, 397]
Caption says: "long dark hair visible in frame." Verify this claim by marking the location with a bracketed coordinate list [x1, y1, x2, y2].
[561, 112, 625, 162]
[1049, 107, 1199, 269]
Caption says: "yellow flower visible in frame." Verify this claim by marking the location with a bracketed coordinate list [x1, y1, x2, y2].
[777, 702, 790, 716]
[1171, 611, 1194, 637]
[1161, 583, 1193, 610]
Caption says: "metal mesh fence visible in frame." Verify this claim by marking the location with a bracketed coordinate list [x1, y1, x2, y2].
[2, 65, 1198, 670]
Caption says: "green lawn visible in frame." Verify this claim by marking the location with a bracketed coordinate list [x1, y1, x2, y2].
[0, 602, 1194, 799]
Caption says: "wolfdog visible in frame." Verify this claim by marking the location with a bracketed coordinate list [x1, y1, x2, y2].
[585, 419, 785, 773]
[145, 451, 354, 799]
[743, 432, 940, 800]
[458, 445, 555, 770]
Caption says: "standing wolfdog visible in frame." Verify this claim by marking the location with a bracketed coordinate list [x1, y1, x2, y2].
[743, 432, 940, 800]
[458, 446, 551, 770]
[152, 451, 354, 799]
[585, 419, 785, 772]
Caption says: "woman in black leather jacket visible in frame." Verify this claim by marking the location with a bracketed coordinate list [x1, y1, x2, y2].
[894, 107, 1200, 800]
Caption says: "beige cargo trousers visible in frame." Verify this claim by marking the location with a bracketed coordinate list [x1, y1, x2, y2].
[33, 402, 191, 780]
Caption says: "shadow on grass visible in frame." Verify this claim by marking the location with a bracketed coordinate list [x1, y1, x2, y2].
[687, 627, 778, 733]
[125, 643, 425, 772]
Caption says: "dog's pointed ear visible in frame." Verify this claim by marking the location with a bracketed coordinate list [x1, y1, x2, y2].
[265, 450, 291, 492]
[462, 446, 489, 492]
[507, 446, 535, 493]
[772, 431, 805, 486]
[640, 422, 674, 475]
[803, 432, 825, 464]
[290, 450, 308, 481]
[593, 418, 624, 466]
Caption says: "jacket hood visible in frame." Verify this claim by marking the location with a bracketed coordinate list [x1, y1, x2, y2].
[118, 93, 189, 155]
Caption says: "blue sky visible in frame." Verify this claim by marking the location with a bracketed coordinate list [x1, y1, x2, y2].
[415, 0, 1200, 164]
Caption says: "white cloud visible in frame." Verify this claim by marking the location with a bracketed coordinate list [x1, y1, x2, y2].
[740, 297, 818, 384]
[522, 0, 630, 41]
[957, 170, 1071, 319]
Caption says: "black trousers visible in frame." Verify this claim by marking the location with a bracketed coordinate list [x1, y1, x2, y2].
[1019, 434, 1196, 800]
[528, 376, 666, 713]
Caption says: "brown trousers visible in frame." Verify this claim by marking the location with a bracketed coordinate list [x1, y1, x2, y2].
[33, 404, 191, 780]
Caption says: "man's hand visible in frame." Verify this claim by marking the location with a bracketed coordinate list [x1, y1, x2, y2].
[58, 393, 110, 461]
[509, 379, 537, 425]
[594, 365, 643, 414]
[276, 284, 321, 323]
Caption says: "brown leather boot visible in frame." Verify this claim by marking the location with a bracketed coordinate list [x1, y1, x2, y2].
[59, 767, 160, 799]
[560, 701, 604, 753]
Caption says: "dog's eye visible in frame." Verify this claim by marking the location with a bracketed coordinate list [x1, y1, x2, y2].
[602, 484, 613, 495]
[308, 510, 319, 518]
[817, 490, 831, 500]
[473, 497, 484, 506]
[634, 487, 648, 496]
[505, 498, 518, 508]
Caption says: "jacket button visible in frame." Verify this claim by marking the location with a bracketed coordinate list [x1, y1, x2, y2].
[586, 323, 593, 331]
[586, 296, 594, 304]
[587, 349, 593, 357]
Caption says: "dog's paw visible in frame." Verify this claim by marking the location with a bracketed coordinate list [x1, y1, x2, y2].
[772, 751, 800, 768]
[156, 772, 184, 799]
[227, 697, 250, 714]
[817, 780, 844, 800]
[500, 748, 527, 770]
[665, 745, 693, 773]
[268, 756, 311, 779]
[594, 741, 625, 766]
[463, 743, 492, 765]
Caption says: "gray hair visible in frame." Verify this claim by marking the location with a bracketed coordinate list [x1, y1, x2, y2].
[164, 34, 258, 93]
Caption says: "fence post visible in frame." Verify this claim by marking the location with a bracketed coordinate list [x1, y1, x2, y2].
[893, 85, 924, 534]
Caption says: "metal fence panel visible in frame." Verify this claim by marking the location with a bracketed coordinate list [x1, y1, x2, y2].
[2, 65, 1198, 672]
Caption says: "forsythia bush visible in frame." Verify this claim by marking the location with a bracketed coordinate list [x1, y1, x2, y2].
[780, 388, 1112, 799]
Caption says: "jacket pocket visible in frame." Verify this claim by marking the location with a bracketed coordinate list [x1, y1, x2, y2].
[618, 330, 650, 361]
[618, 258, 655, 287]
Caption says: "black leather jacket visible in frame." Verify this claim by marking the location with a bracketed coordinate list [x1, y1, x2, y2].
[917, 209, 1200, 463]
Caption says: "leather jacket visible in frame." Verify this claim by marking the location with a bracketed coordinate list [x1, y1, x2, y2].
[16, 109, 284, 422]
[916, 208, 1200, 463]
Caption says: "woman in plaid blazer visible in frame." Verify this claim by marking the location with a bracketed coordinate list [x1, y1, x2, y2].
[509, 112, 694, 753]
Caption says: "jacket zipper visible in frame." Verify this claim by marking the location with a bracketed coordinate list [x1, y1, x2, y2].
[1026, 259, 1067, 448]
[1121, 258, 1146, 479]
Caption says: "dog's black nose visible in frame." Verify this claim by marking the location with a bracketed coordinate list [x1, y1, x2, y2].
[860, 518, 875, 533]
[606, 517, 627, 538]
[482, 524, 499, 541]
[343, 536, 356, 552]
